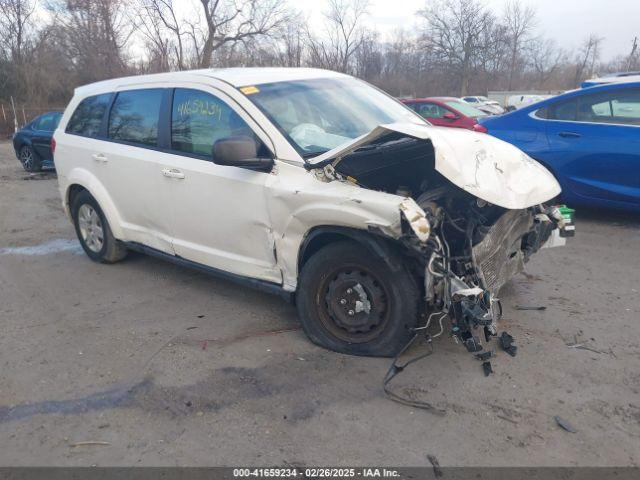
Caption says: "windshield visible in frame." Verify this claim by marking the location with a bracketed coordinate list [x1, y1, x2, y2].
[445, 100, 488, 118]
[242, 77, 423, 158]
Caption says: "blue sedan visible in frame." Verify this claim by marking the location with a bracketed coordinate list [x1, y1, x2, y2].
[479, 82, 640, 212]
[12, 111, 62, 172]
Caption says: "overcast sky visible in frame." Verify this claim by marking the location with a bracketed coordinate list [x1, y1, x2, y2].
[299, 0, 640, 61]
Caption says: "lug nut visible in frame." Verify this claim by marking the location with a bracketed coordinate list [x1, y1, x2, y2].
[340, 298, 347, 305]
[346, 288, 353, 294]
[348, 310, 355, 316]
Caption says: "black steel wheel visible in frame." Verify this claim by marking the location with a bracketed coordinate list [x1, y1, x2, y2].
[296, 241, 420, 357]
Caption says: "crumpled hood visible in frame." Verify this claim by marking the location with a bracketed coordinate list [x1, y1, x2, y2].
[309, 122, 561, 210]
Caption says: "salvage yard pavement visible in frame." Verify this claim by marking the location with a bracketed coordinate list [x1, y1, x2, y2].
[0, 140, 639, 466]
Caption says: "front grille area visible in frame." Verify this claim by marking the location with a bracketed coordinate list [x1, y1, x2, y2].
[472, 209, 534, 293]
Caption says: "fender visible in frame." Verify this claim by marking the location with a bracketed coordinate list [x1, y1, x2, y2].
[63, 167, 125, 240]
[298, 225, 405, 275]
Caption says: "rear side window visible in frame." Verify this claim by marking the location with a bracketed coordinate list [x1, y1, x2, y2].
[549, 99, 577, 121]
[34, 112, 61, 132]
[108, 89, 163, 146]
[171, 88, 257, 156]
[66, 94, 112, 137]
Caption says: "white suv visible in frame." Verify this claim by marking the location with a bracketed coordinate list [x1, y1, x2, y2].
[54, 68, 571, 357]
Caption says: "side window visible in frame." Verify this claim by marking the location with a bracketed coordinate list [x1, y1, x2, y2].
[533, 107, 549, 119]
[171, 88, 258, 156]
[417, 103, 447, 119]
[108, 89, 163, 146]
[549, 98, 577, 121]
[66, 94, 112, 137]
[578, 89, 640, 126]
[35, 112, 58, 132]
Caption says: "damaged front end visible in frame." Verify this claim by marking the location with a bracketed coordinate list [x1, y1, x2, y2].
[308, 123, 574, 354]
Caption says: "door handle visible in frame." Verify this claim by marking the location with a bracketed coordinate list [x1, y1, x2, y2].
[558, 131, 581, 138]
[162, 168, 185, 179]
[92, 153, 108, 162]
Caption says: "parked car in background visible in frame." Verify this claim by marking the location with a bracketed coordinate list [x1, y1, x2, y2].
[402, 97, 488, 132]
[53, 68, 569, 358]
[505, 94, 553, 111]
[461, 96, 505, 115]
[581, 72, 640, 88]
[461, 95, 489, 105]
[12, 111, 62, 171]
[480, 81, 640, 212]
[476, 101, 504, 115]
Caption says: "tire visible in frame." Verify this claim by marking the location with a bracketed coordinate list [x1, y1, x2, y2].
[296, 241, 420, 357]
[71, 190, 127, 263]
[19, 145, 41, 172]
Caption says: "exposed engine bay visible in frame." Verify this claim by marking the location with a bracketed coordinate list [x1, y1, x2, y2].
[310, 133, 574, 354]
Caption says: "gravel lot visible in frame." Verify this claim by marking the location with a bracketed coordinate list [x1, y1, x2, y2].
[1, 140, 639, 467]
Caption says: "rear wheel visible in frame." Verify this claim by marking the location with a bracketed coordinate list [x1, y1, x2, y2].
[296, 241, 420, 357]
[19, 145, 41, 172]
[71, 190, 127, 263]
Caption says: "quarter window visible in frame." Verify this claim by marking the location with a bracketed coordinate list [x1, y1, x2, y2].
[66, 94, 112, 137]
[108, 89, 162, 146]
[549, 99, 577, 121]
[171, 88, 257, 156]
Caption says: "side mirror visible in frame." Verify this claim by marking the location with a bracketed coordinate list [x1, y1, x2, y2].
[443, 112, 458, 120]
[212, 136, 274, 172]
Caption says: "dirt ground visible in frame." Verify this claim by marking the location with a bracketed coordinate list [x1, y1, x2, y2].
[0, 140, 639, 467]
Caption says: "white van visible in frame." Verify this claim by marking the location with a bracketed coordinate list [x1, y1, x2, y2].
[54, 68, 570, 357]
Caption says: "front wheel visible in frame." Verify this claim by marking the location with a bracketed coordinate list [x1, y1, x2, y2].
[296, 241, 420, 357]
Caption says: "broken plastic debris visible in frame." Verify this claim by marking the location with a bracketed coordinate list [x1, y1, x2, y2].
[516, 305, 546, 311]
[499, 332, 518, 357]
[482, 361, 493, 376]
[554, 415, 577, 433]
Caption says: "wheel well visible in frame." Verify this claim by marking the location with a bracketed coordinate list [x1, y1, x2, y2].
[297, 226, 405, 275]
[298, 231, 352, 273]
[67, 184, 87, 209]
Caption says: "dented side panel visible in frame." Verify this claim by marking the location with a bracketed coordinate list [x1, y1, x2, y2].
[265, 161, 423, 291]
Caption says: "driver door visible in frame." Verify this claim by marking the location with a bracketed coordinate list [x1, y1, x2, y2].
[154, 86, 281, 283]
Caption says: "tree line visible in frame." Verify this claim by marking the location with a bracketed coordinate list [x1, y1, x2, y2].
[1, 0, 638, 107]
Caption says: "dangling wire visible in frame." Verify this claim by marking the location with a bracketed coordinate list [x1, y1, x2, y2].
[382, 329, 447, 415]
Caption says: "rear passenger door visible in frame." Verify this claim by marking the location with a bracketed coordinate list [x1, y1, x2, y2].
[100, 88, 175, 252]
[154, 86, 280, 283]
[544, 87, 640, 206]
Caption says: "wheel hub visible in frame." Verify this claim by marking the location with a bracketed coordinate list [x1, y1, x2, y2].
[324, 270, 387, 337]
[20, 148, 33, 169]
[78, 204, 104, 253]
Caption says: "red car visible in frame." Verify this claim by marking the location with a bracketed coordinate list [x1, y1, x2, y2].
[402, 97, 488, 133]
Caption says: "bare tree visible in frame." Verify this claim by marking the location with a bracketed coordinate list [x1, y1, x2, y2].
[47, 0, 135, 83]
[307, 0, 369, 73]
[420, 0, 493, 96]
[503, 0, 536, 90]
[132, 0, 196, 70]
[527, 37, 564, 88]
[574, 34, 603, 83]
[197, 0, 290, 68]
[0, 0, 36, 64]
